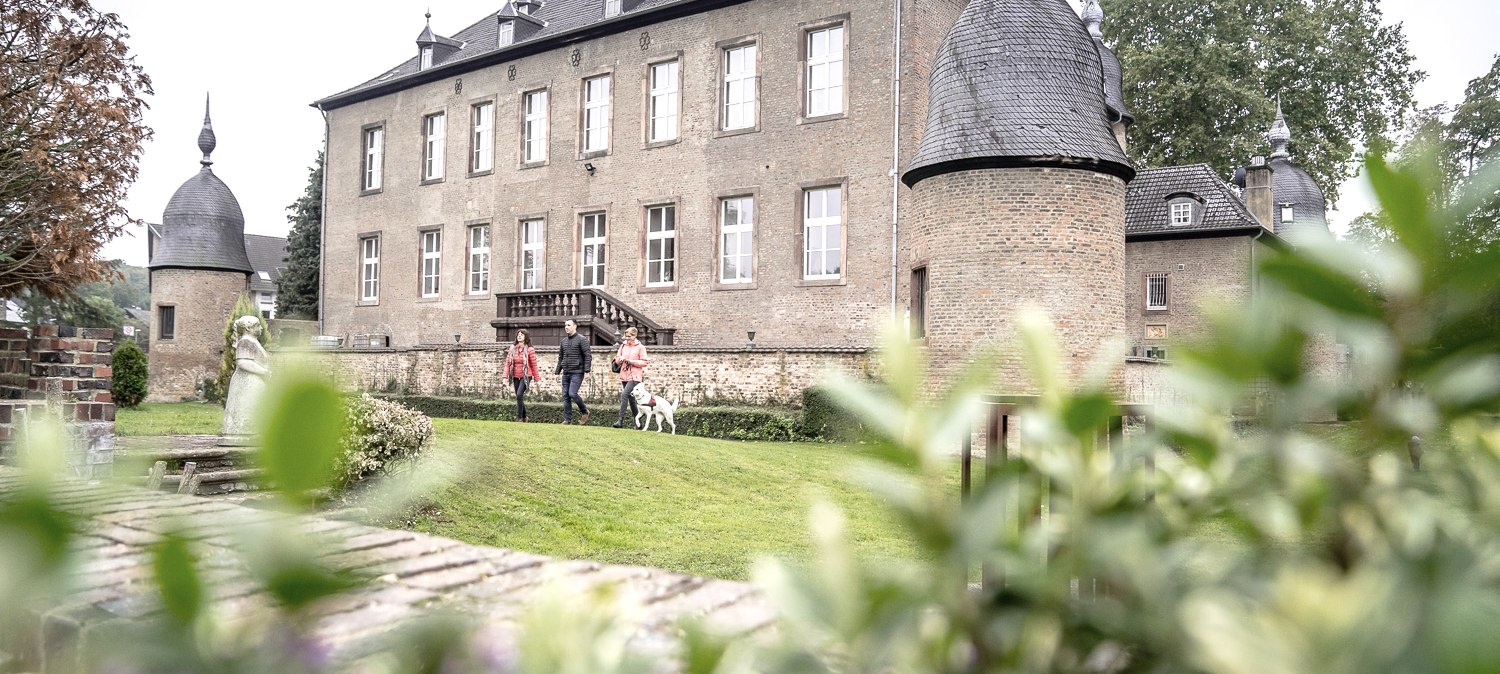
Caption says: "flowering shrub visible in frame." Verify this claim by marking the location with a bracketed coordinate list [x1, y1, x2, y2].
[335, 394, 434, 490]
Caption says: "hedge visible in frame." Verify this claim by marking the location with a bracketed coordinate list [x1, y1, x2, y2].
[800, 386, 869, 443]
[379, 395, 807, 442]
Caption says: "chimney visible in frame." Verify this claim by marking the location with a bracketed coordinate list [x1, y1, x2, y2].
[1244, 156, 1274, 230]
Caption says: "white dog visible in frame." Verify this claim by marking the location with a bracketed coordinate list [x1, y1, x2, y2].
[630, 385, 680, 434]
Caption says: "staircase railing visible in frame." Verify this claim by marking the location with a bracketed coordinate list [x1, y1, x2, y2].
[492, 288, 676, 345]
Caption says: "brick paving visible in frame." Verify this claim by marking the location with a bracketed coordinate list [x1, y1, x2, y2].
[0, 467, 775, 671]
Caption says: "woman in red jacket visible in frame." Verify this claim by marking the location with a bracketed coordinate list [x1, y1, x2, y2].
[503, 329, 540, 422]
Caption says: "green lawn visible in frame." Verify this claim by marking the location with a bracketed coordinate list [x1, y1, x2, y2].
[116, 402, 223, 436]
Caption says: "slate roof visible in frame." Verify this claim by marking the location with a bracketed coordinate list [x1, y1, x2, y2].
[243, 234, 289, 294]
[903, 0, 1134, 187]
[1265, 105, 1328, 240]
[149, 103, 253, 274]
[317, 0, 686, 108]
[1124, 164, 1265, 237]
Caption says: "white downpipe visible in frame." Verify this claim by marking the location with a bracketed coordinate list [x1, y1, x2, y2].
[317, 104, 330, 336]
[889, 0, 904, 321]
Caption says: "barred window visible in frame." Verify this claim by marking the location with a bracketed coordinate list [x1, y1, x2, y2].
[1146, 273, 1169, 311]
[521, 219, 544, 291]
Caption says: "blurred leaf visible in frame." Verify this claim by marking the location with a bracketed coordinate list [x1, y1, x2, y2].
[1367, 154, 1439, 264]
[151, 531, 203, 627]
[259, 371, 346, 507]
[1260, 255, 1384, 319]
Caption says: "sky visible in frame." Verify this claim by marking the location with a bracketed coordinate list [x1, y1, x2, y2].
[96, 0, 1500, 267]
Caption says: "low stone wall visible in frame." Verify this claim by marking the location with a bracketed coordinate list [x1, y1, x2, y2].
[0, 325, 117, 479]
[274, 345, 875, 405]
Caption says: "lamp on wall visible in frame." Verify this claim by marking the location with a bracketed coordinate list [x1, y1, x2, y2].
[747, 328, 756, 348]
[584, 162, 596, 176]
[453, 333, 461, 345]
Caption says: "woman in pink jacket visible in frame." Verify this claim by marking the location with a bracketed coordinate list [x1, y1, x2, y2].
[503, 329, 540, 422]
[612, 327, 649, 429]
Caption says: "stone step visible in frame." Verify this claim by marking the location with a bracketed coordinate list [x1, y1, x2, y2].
[158, 468, 265, 496]
[118, 445, 256, 466]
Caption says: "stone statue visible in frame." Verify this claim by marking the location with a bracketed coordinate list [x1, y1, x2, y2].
[219, 315, 271, 445]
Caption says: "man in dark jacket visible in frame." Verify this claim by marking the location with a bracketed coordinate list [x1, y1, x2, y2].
[555, 319, 592, 424]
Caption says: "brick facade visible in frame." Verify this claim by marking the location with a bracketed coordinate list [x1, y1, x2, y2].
[0, 325, 117, 479]
[1123, 235, 1265, 357]
[907, 168, 1127, 393]
[274, 345, 873, 405]
[148, 269, 249, 402]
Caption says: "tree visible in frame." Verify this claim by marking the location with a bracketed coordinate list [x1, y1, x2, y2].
[0, 0, 152, 299]
[110, 338, 146, 408]
[212, 294, 267, 404]
[1451, 55, 1500, 176]
[10, 258, 146, 328]
[276, 153, 322, 321]
[1104, 0, 1420, 202]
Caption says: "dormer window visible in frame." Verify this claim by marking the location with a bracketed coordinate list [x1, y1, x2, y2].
[498, 21, 514, 47]
[1164, 192, 1204, 227]
[420, 46, 433, 70]
[1281, 204, 1295, 223]
[605, 0, 622, 17]
[1170, 202, 1192, 226]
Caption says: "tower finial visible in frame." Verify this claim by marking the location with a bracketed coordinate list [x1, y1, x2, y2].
[198, 92, 216, 168]
[1269, 95, 1291, 159]
[1082, 0, 1104, 39]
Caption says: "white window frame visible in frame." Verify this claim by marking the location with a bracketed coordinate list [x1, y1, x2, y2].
[648, 60, 680, 143]
[469, 224, 490, 295]
[521, 219, 545, 291]
[498, 20, 514, 47]
[580, 212, 607, 288]
[604, 0, 622, 17]
[646, 205, 676, 287]
[720, 196, 754, 284]
[471, 102, 494, 173]
[420, 46, 433, 70]
[1170, 202, 1192, 226]
[258, 291, 276, 320]
[421, 230, 442, 298]
[583, 75, 612, 153]
[723, 44, 757, 131]
[363, 127, 383, 191]
[803, 187, 843, 280]
[523, 90, 549, 164]
[1281, 205, 1295, 223]
[360, 236, 380, 302]
[1146, 273, 1169, 311]
[423, 112, 446, 181]
[806, 25, 845, 118]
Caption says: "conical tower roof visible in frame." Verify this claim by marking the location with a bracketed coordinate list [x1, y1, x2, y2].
[1266, 100, 1327, 237]
[150, 95, 253, 274]
[903, 0, 1133, 187]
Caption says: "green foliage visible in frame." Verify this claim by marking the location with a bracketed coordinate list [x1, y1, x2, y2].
[212, 293, 267, 404]
[336, 394, 434, 490]
[10, 260, 148, 329]
[1451, 55, 1500, 176]
[260, 371, 346, 508]
[383, 394, 805, 441]
[111, 339, 148, 408]
[277, 153, 322, 321]
[1105, 0, 1420, 201]
[799, 386, 867, 443]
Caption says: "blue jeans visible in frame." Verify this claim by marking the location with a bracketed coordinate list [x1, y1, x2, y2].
[561, 373, 588, 421]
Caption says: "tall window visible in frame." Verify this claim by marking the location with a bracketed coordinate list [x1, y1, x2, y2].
[720, 196, 753, 283]
[471, 102, 494, 173]
[469, 225, 490, 295]
[646, 205, 676, 287]
[583, 75, 612, 153]
[158, 305, 175, 340]
[604, 0, 622, 17]
[421, 230, 442, 298]
[521, 219, 544, 291]
[580, 213, 606, 287]
[806, 25, 844, 117]
[363, 127, 383, 191]
[498, 20, 514, 47]
[723, 44, 757, 130]
[648, 60, 680, 143]
[420, 46, 433, 70]
[803, 187, 842, 279]
[258, 292, 275, 320]
[1170, 202, 1192, 226]
[360, 236, 380, 301]
[911, 267, 928, 339]
[423, 112, 446, 181]
[1146, 273, 1169, 311]
[523, 90, 548, 163]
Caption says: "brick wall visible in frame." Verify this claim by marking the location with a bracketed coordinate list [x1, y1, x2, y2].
[0, 325, 117, 479]
[148, 268, 250, 402]
[1123, 236, 1259, 355]
[274, 345, 874, 405]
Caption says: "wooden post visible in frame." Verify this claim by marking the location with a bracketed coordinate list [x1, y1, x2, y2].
[147, 461, 166, 490]
[177, 462, 197, 495]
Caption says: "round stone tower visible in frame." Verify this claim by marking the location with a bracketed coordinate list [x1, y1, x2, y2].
[1266, 101, 1329, 244]
[147, 96, 253, 402]
[902, 0, 1134, 392]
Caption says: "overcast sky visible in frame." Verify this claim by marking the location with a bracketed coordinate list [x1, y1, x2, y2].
[95, 0, 1499, 267]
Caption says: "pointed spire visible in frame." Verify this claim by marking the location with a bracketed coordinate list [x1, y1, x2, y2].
[1269, 95, 1292, 159]
[197, 93, 216, 168]
[417, 8, 437, 43]
[1082, 0, 1104, 39]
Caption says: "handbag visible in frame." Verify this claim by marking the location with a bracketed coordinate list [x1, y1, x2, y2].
[610, 346, 623, 373]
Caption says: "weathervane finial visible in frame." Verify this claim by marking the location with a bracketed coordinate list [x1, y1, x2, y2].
[198, 92, 216, 168]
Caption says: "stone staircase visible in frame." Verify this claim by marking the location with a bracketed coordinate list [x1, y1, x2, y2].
[117, 435, 265, 497]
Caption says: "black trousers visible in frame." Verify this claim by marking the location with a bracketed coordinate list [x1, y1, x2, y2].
[511, 377, 530, 420]
[616, 381, 639, 425]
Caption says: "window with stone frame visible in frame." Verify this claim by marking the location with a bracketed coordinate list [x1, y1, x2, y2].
[722, 43, 757, 130]
[1145, 272, 1169, 311]
[423, 112, 446, 181]
[803, 186, 843, 280]
[646, 205, 676, 287]
[360, 236, 380, 301]
[469, 224, 490, 295]
[648, 60, 680, 143]
[420, 230, 442, 298]
[720, 196, 754, 283]
[158, 305, 175, 340]
[911, 266, 928, 339]
[471, 102, 494, 173]
[582, 75, 612, 153]
[520, 219, 544, 291]
[580, 212, 606, 287]
[805, 24, 845, 117]
[362, 126, 384, 191]
[523, 90, 549, 163]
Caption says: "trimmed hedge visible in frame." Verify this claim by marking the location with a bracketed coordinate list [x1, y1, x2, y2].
[380, 395, 806, 442]
[800, 386, 868, 443]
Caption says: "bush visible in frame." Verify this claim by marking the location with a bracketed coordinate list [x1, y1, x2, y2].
[382, 395, 803, 442]
[110, 339, 147, 408]
[799, 386, 868, 442]
[336, 394, 434, 490]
